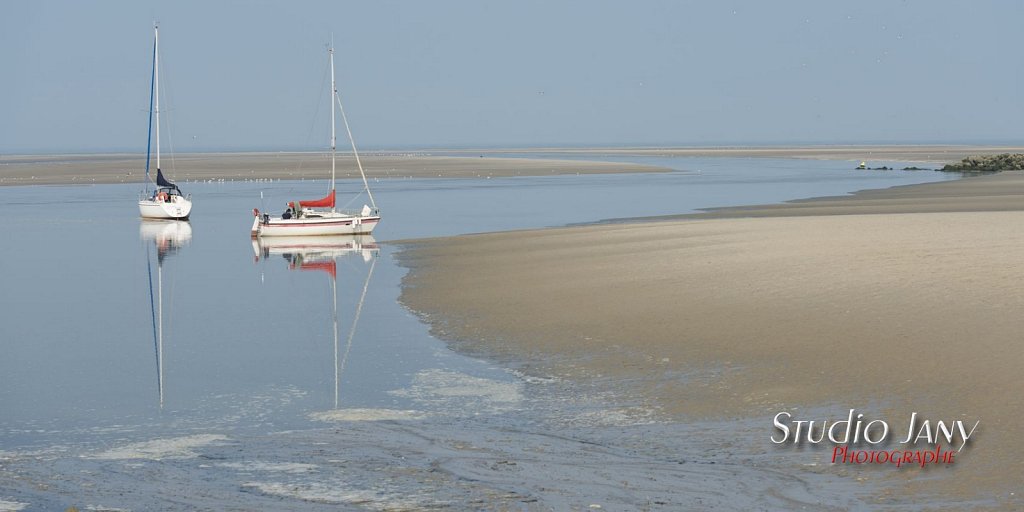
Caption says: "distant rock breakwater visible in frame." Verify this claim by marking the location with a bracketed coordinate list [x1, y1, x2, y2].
[941, 153, 1024, 172]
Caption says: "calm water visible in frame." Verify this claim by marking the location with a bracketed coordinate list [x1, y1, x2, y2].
[0, 156, 956, 509]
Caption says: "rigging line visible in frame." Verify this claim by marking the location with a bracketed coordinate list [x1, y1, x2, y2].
[158, 43, 177, 175]
[337, 255, 377, 407]
[165, 256, 178, 340]
[338, 191, 361, 210]
[335, 89, 375, 209]
[146, 244, 160, 393]
[296, 57, 331, 176]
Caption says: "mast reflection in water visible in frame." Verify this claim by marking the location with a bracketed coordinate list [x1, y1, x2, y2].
[140, 220, 192, 408]
[252, 235, 379, 408]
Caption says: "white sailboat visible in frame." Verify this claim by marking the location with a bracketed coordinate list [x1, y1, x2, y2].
[251, 42, 379, 238]
[138, 24, 192, 220]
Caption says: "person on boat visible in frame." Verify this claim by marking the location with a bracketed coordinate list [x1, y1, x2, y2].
[281, 202, 305, 220]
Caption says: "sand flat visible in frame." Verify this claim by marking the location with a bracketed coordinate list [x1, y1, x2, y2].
[0, 152, 668, 186]
[398, 171, 1024, 505]
[5, 144, 1024, 186]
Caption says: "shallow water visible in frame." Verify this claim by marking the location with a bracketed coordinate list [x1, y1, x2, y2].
[0, 156, 956, 509]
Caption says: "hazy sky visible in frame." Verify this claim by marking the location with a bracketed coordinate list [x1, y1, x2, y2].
[2, 1, 1022, 153]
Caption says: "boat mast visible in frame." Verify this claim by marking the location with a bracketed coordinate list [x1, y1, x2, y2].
[144, 24, 157, 194]
[154, 24, 161, 176]
[330, 39, 337, 210]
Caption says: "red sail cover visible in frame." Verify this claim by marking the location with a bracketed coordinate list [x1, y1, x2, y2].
[294, 190, 335, 208]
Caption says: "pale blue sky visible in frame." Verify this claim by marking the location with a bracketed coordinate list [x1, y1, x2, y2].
[2, 1, 1022, 153]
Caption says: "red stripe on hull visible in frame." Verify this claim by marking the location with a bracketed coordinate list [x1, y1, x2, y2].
[264, 221, 353, 228]
[262, 217, 379, 229]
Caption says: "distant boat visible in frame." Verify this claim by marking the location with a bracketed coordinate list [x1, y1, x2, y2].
[253, 235, 378, 408]
[251, 42, 379, 238]
[140, 219, 192, 408]
[138, 24, 192, 220]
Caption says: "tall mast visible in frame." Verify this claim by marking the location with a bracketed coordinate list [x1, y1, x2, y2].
[144, 24, 157, 194]
[329, 39, 337, 206]
[154, 24, 161, 173]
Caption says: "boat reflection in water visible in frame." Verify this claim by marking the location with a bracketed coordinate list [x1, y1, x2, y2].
[140, 220, 192, 408]
[252, 235, 379, 408]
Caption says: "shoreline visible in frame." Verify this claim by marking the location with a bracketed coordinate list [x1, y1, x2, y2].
[396, 171, 1024, 508]
[3, 144, 1023, 186]
[578, 170, 1022, 225]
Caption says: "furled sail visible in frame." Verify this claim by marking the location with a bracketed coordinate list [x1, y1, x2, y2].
[155, 168, 180, 192]
[291, 189, 336, 209]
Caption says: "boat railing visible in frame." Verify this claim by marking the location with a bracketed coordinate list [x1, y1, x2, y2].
[336, 207, 377, 217]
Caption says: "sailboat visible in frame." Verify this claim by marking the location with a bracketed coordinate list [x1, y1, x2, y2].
[252, 235, 378, 408]
[138, 24, 192, 220]
[251, 42, 379, 238]
[140, 219, 193, 407]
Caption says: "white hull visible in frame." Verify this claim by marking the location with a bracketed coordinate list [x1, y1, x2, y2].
[252, 211, 379, 238]
[139, 196, 192, 220]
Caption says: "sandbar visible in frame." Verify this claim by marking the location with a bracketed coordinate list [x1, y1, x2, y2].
[398, 171, 1024, 507]
[5, 144, 1024, 186]
[0, 152, 668, 186]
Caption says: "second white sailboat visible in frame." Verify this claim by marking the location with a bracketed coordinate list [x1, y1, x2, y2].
[138, 24, 192, 220]
[252, 42, 379, 238]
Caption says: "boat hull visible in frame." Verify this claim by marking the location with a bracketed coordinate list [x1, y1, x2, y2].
[139, 197, 192, 220]
[252, 214, 379, 238]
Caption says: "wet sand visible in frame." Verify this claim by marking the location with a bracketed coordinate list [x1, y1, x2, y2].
[667, 169, 1024, 219]
[0, 152, 668, 186]
[0, 412, 866, 510]
[398, 171, 1024, 508]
